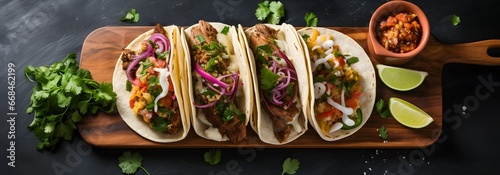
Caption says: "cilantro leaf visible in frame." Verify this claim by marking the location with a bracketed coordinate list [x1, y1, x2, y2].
[380, 126, 388, 140]
[302, 34, 310, 42]
[120, 8, 140, 23]
[205, 57, 218, 72]
[269, 1, 285, 17]
[451, 15, 460, 26]
[255, 1, 285, 24]
[255, 1, 271, 21]
[267, 13, 282, 25]
[221, 26, 230, 35]
[282, 158, 300, 175]
[260, 67, 280, 92]
[204, 149, 222, 165]
[201, 87, 217, 97]
[118, 151, 150, 175]
[304, 12, 318, 27]
[375, 99, 391, 118]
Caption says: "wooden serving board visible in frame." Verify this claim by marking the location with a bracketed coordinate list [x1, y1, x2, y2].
[77, 26, 500, 148]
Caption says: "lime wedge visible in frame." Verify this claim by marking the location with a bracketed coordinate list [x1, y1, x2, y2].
[376, 64, 428, 91]
[389, 97, 433, 128]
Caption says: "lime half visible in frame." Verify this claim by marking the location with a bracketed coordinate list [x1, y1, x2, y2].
[376, 64, 428, 91]
[389, 97, 433, 128]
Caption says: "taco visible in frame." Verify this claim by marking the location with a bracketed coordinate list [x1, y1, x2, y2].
[112, 24, 190, 142]
[297, 27, 376, 141]
[182, 20, 253, 143]
[239, 23, 308, 145]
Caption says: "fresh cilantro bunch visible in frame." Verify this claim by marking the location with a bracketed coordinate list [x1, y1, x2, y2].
[118, 151, 150, 175]
[255, 0, 285, 24]
[25, 53, 117, 151]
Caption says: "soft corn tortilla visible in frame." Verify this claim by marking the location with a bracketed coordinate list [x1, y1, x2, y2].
[297, 27, 376, 141]
[182, 22, 253, 142]
[240, 23, 309, 145]
[112, 25, 190, 143]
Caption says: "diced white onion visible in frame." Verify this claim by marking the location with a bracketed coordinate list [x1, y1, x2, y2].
[322, 40, 334, 49]
[314, 82, 326, 99]
[313, 54, 334, 71]
[325, 48, 333, 55]
[205, 127, 223, 141]
[153, 68, 171, 113]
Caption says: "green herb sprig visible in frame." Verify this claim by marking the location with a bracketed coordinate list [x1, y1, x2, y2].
[120, 8, 140, 23]
[118, 151, 150, 175]
[256, 1, 285, 24]
[25, 53, 117, 151]
[282, 158, 300, 175]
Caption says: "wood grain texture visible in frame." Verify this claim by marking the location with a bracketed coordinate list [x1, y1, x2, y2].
[77, 26, 500, 148]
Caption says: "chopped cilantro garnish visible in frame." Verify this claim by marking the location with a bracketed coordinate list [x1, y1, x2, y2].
[148, 75, 159, 87]
[157, 51, 169, 59]
[346, 57, 359, 65]
[126, 80, 132, 92]
[146, 102, 155, 111]
[286, 82, 295, 96]
[196, 34, 205, 44]
[152, 117, 170, 132]
[256, 44, 273, 65]
[201, 87, 217, 97]
[205, 57, 218, 72]
[259, 67, 280, 92]
[221, 26, 230, 35]
[302, 34, 310, 42]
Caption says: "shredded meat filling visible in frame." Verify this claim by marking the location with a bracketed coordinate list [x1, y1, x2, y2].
[249, 24, 299, 143]
[190, 20, 246, 143]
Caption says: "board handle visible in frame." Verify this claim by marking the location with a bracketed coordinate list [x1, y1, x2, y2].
[444, 40, 500, 65]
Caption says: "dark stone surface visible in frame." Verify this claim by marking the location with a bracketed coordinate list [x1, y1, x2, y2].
[1, 0, 499, 174]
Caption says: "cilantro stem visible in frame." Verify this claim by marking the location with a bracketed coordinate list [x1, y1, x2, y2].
[139, 166, 150, 175]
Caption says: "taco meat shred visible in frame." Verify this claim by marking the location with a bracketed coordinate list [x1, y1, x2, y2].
[190, 20, 246, 144]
